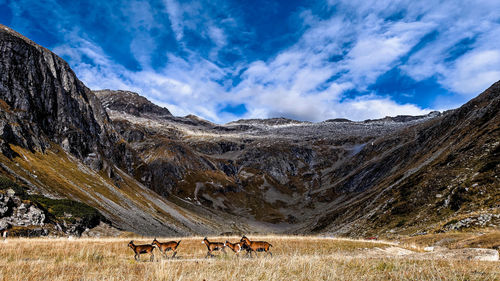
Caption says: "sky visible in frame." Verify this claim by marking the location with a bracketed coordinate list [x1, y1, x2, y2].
[1, 0, 500, 123]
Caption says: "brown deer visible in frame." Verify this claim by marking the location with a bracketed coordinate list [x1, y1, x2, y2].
[152, 238, 181, 258]
[128, 240, 155, 261]
[201, 237, 226, 258]
[240, 236, 273, 257]
[224, 240, 247, 257]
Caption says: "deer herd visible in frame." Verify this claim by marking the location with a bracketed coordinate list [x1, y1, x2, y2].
[128, 236, 273, 261]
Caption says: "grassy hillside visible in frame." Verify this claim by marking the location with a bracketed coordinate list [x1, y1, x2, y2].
[0, 143, 230, 235]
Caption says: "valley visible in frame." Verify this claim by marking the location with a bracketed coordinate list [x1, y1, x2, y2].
[0, 23, 498, 240]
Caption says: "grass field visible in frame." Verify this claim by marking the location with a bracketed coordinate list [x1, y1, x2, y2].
[0, 236, 498, 280]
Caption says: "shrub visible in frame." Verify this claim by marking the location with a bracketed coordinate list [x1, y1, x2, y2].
[0, 176, 28, 197]
[449, 187, 469, 211]
[28, 195, 106, 228]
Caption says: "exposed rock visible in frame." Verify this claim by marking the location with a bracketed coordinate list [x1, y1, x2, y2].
[443, 214, 500, 231]
[0, 197, 45, 228]
[94, 89, 172, 118]
[0, 24, 116, 161]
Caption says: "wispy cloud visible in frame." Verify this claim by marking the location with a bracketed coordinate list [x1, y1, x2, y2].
[163, 0, 185, 41]
[4, 0, 500, 123]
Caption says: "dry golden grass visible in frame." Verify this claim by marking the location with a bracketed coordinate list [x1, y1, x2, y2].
[400, 230, 500, 250]
[0, 236, 498, 281]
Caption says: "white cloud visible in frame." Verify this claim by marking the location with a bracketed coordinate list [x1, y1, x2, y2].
[40, 0, 500, 123]
[444, 50, 500, 95]
[163, 0, 184, 41]
[345, 20, 435, 86]
[207, 25, 227, 48]
[340, 96, 429, 120]
[393, 1, 500, 99]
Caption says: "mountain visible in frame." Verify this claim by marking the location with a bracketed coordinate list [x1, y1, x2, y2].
[305, 82, 500, 236]
[0, 24, 238, 236]
[0, 24, 498, 237]
[95, 88, 498, 236]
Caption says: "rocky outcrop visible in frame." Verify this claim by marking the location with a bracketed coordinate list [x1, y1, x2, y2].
[0, 187, 112, 236]
[0, 191, 45, 230]
[95, 89, 172, 118]
[0, 25, 113, 159]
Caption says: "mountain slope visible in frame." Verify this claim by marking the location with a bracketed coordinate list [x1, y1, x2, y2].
[95, 83, 499, 237]
[306, 82, 500, 236]
[96, 88, 495, 236]
[0, 24, 498, 237]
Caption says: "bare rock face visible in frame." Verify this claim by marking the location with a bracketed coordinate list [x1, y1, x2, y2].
[0, 24, 149, 185]
[0, 191, 13, 217]
[0, 192, 45, 228]
[0, 24, 116, 163]
[0, 188, 112, 236]
[12, 204, 45, 226]
[94, 90, 172, 118]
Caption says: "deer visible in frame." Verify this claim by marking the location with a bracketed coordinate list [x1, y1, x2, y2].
[224, 240, 248, 257]
[240, 236, 273, 257]
[201, 237, 226, 258]
[152, 238, 181, 258]
[128, 240, 155, 261]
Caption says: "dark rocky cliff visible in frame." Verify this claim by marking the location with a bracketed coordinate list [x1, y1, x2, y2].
[0, 24, 116, 168]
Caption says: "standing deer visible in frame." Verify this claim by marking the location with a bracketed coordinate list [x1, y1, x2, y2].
[128, 241, 155, 261]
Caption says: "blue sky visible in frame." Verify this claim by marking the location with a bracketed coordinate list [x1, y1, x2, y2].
[1, 0, 500, 123]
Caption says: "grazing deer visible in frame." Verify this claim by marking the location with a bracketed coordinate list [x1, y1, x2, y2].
[224, 240, 247, 257]
[152, 238, 181, 258]
[201, 237, 226, 258]
[128, 240, 155, 261]
[240, 236, 273, 257]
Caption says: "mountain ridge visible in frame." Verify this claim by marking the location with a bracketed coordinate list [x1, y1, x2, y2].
[0, 24, 498, 237]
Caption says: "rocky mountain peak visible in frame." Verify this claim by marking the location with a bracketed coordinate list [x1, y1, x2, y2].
[363, 111, 442, 123]
[0, 23, 115, 163]
[227, 117, 308, 127]
[94, 89, 172, 118]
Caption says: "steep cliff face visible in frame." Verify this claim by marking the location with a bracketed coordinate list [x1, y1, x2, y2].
[0, 25, 115, 166]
